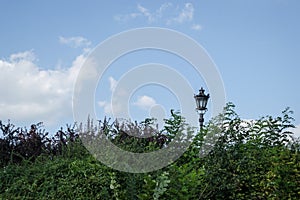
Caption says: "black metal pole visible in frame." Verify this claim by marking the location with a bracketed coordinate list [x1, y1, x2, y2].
[199, 113, 204, 129]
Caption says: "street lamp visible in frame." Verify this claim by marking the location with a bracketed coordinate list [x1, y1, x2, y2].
[194, 87, 210, 129]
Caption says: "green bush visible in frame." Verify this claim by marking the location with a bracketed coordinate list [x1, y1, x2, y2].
[0, 103, 299, 199]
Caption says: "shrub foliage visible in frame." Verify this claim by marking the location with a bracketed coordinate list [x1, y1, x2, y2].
[0, 103, 299, 199]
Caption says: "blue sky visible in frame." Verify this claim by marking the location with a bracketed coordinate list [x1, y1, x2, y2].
[0, 0, 299, 136]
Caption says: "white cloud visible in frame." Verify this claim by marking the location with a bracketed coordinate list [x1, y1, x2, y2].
[114, 11, 140, 22]
[98, 99, 126, 116]
[168, 3, 194, 24]
[157, 2, 173, 16]
[98, 87, 157, 115]
[59, 36, 91, 48]
[292, 124, 300, 138]
[9, 50, 36, 62]
[114, 3, 200, 31]
[137, 4, 153, 22]
[115, 3, 172, 23]
[109, 76, 117, 92]
[0, 50, 84, 128]
[98, 76, 122, 115]
[133, 95, 156, 110]
[98, 101, 112, 115]
[191, 24, 202, 31]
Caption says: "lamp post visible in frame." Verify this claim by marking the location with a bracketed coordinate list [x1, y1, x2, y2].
[194, 87, 210, 129]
